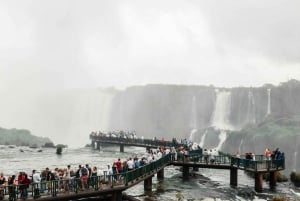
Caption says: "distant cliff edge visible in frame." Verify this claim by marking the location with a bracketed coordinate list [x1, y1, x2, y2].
[0, 127, 53, 147]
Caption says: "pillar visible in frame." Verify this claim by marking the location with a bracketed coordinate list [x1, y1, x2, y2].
[144, 177, 152, 191]
[120, 144, 124, 153]
[111, 190, 122, 201]
[182, 166, 189, 180]
[230, 167, 238, 187]
[269, 171, 277, 190]
[96, 142, 101, 151]
[255, 173, 263, 192]
[91, 141, 95, 149]
[157, 168, 164, 179]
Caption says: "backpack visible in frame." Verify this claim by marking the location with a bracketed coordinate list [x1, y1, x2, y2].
[81, 168, 88, 176]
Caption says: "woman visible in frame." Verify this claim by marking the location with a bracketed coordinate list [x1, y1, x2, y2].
[7, 175, 17, 201]
[91, 166, 98, 189]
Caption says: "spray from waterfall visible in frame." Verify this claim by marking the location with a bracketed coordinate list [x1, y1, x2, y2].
[199, 130, 207, 148]
[210, 89, 234, 151]
[188, 96, 197, 142]
[294, 151, 298, 172]
[246, 91, 256, 124]
[211, 90, 234, 130]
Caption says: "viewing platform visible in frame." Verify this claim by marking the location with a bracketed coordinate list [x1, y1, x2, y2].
[0, 136, 285, 201]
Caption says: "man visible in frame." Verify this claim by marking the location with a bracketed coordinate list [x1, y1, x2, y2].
[32, 170, 41, 198]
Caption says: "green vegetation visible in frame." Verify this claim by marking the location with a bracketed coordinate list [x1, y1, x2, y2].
[0, 127, 53, 147]
[272, 195, 288, 201]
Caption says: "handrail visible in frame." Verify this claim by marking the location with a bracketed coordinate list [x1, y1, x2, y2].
[90, 135, 184, 148]
[0, 154, 172, 200]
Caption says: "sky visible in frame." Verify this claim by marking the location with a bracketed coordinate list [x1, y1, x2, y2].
[0, 0, 300, 93]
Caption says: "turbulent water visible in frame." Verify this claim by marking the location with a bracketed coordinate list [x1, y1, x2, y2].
[0, 145, 299, 201]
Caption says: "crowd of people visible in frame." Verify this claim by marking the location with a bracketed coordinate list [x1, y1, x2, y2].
[0, 146, 171, 200]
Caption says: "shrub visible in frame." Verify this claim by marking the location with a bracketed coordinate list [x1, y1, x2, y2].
[272, 195, 287, 201]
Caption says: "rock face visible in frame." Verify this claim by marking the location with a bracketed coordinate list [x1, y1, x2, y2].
[107, 80, 300, 173]
[0, 127, 52, 147]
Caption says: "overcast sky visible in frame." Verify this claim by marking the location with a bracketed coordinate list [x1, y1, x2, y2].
[1, 0, 300, 92]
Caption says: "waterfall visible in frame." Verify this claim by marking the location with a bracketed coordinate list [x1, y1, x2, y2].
[214, 130, 227, 151]
[211, 90, 233, 130]
[188, 96, 197, 142]
[210, 90, 234, 151]
[266, 88, 271, 116]
[294, 151, 298, 172]
[238, 139, 244, 153]
[189, 129, 197, 142]
[246, 91, 256, 124]
[199, 130, 207, 148]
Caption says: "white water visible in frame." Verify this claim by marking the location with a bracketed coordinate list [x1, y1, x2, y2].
[0, 89, 115, 148]
[211, 90, 234, 130]
[189, 128, 197, 142]
[294, 151, 298, 171]
[246, 91, 256, 125]
[199, 130, 207, 148]
[214, 130, 227, 151]
[188, 96, 198, 143]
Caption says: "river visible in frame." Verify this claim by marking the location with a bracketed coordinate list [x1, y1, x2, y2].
[0, 145, 299, 201]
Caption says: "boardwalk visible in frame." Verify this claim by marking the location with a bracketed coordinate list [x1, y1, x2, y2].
[0, 136, 285, 201]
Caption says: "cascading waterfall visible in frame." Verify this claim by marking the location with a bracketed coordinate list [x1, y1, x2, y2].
[294, 151, 298, 171]
[246, 91, 256, 124]
[238, 139, 244, 154]
[199, 130, 207, 148]
[188, 96, 197, 142]
[211, 90, 233, 130]
[210, 90, 234, 150]
[266, 88, 271, 117]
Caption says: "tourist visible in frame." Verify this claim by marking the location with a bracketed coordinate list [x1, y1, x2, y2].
[91, 166, 98, 188]
[0, 172, 6, 185]
[8, 175, 17, 201]
[20, 173, 31, 200]
[63, 166, 71, 192]
[80, 165, 89, 190]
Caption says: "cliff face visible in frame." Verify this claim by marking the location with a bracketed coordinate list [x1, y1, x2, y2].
[108, 80, 300, 137]
[107, 80, 300, 172]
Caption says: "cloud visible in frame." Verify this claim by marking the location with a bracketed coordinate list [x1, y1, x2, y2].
[0, 0, 299, 92]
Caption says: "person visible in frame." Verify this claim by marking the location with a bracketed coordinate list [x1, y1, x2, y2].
[0, 172, 6, 200]
[112, 163, 118, 182]
[63, 167, 71, 192]
[265, 148, 271, 160]
[116, 159, 122, 174]
[80, 165, 89, 190]
[45, 168, 55, 194]
[20, 173, 31, 200]
[0, 173, 6, 185]
[8, 175, 17, 201]
[91, 166, 98, 189]
[32, 170, 41, 198]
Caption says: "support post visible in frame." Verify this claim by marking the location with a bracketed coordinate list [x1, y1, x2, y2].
[182, 166, 189, 180]
[111, 190, 122, 201]
[255, 173, 263, 192]
[120, 144, 124, 153]
[144, 177, 152, 191]
[96, 142, 101, 151]
[269, 171, 277, 190]
[230, 167, 238, 187]
[157, 168, 164, 179]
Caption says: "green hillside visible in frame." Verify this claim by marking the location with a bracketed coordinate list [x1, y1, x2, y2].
[0, 127, 53, 147]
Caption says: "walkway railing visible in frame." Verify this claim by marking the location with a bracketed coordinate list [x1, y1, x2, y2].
[0, 154, 172, 200]
[90, 134, 184, 148]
